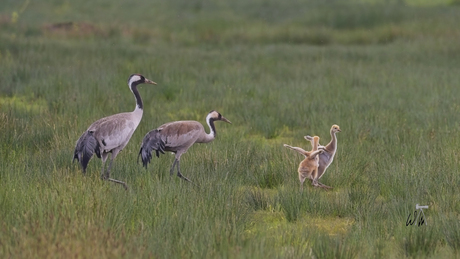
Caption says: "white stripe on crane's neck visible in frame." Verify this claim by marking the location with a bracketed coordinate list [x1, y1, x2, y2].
[206, 112, 217, 139]
[128, 75, 142, 86]
[128, 75, 144, 111]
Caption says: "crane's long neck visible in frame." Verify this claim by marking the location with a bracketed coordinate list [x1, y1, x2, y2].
[130, 81, 143, 113]
[326, 131, 337, 152]
[202, 115, 217, 143]
[312, 137, 319, 151]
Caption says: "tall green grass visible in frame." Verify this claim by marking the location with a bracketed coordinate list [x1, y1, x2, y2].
[1, 0, 460, 258]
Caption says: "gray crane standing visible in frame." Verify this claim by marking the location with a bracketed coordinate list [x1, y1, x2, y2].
[73, 74, 157, 190]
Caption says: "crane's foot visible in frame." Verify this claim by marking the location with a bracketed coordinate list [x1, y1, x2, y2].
[108, 178, 129, 190]
[311, 180, 332, 190]
[101, 174, 129, 190]
[316, 181, 332, 190]
[177, 172, 192, 183]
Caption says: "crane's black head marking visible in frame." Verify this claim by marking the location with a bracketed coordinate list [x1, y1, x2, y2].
[128, 74, 157, 86]
[208, 110, 220, 120]
[128, 74, 145, 85]
[207, 110, 231, 124]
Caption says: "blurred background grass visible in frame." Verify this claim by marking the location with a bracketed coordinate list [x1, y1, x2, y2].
[1, 0, 460, 258]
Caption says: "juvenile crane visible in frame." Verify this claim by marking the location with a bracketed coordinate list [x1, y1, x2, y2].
[305, 124, 341, 189]
[138, 110, 231, 182]
[73, 74, 157, 190]
[284, 136, 323, 191]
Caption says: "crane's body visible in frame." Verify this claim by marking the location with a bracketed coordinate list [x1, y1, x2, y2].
[305, 124, 341, 189]
[284, 136, 323, 191]
[159, 120, 214, 151]
[139, 110, 231, 182]
[73, 74, 157, 189]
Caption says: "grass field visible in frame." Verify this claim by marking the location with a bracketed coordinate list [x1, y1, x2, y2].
[1, 0, 460, 258]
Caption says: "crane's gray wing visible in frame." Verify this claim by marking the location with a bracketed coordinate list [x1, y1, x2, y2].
[138, 129, 166, 168]
[88, 114, 138, 152]
[73, 131, 101, 172]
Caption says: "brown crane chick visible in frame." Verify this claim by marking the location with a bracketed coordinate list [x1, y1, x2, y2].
[284, 136, 324, 191]
[305, 124, 341, 189]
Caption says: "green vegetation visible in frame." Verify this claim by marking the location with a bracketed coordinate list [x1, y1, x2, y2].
[1, 0, 459, 258]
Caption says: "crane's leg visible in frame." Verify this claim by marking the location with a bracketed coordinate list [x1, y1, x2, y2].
[101, 154, 128, 190]
[175, 159, 192, 182]
[299, 175, 306, 193]
[100, 153, 108, 179]
[169, 159, 177, 176]
[311, 178, 319, 187]
[312, 169, 318, 184]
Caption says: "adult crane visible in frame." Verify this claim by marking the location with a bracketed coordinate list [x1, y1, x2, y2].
[138, 110, 231, 182]
[73, 74, 157, 190]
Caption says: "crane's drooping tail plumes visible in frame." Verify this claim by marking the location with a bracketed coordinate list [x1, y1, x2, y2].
[138, 129, 166, 168]
[73, 131, 101, 172]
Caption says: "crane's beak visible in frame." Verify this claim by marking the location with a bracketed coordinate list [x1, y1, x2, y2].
[221, 116, 232, 124]
[145, 79, 157, 85]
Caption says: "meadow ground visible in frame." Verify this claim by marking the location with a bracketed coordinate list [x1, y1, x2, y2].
[1, 0, 460, 258]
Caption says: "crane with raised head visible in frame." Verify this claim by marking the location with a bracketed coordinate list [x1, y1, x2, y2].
[73, 74, 157, 190]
